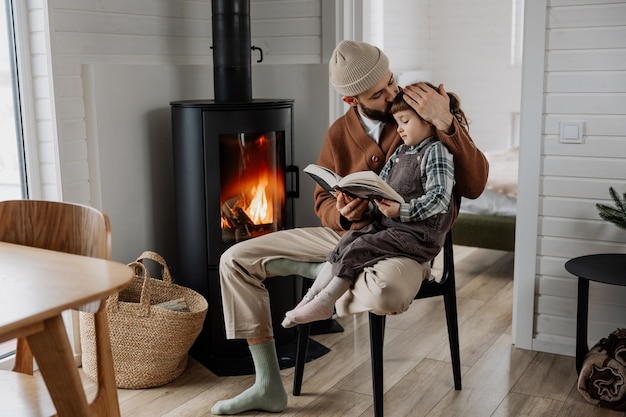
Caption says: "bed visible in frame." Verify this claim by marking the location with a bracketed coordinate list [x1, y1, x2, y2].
[452, 148, 518, 252]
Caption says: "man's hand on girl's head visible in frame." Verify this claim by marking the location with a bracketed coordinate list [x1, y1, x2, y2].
[402, 83, 454, 132]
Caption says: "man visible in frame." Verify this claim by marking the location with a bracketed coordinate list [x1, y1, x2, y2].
[211, 40, 488, 415]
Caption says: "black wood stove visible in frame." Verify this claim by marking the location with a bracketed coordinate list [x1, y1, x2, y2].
[170, 0, 300, 376]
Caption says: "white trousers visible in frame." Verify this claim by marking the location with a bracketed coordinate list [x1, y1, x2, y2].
[219, 226, 430, 339]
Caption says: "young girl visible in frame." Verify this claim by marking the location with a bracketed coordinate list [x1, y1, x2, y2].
[282, 82, 469, 328]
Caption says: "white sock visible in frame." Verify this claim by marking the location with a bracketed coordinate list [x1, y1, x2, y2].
[282, 276, 350, 328]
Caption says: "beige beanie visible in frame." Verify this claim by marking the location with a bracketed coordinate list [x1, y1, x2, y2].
[329, 40, 390, 97]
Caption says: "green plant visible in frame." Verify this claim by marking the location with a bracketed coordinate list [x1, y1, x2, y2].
[596, 187, 626, 230]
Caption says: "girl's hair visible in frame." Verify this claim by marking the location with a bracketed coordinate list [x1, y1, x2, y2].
[390, 82, 469, 130]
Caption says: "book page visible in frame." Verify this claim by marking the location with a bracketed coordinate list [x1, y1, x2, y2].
[338, 171, 404, 203]
[304, 164, 405, 203]
[303, 164, 342, 196]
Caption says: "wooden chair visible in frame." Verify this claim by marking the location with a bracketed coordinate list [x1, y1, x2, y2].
[292, 230, 461, 417]
[0, 199, 121, 416]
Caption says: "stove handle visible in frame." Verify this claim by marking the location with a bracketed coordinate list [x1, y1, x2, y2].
[251, 46, 263, 63]
[286, 165, 299, 198]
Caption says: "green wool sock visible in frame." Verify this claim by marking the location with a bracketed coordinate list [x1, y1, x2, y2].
[265, 258, 324, 279]
[210, 340, 288, 415]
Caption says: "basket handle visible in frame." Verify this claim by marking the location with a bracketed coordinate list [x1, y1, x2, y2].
[108, 261, 152, 317]
[135, 250, 174, 284]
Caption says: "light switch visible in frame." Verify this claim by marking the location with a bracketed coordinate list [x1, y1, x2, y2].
[559, 121, 584, 144]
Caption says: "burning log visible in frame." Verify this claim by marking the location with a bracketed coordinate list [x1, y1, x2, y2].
[221, 195, 276, 242]
[221, 199, 255, 230]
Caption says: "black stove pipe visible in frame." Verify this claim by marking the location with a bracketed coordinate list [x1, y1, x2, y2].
[211, 0, 252, 102]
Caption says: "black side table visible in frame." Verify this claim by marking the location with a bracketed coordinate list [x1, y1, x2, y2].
[564, 253, 626, 374]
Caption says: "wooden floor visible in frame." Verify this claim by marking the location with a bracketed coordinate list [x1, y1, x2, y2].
[77, 246, 625, 417]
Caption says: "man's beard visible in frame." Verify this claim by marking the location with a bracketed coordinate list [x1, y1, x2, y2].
[359, 102, 395, 123]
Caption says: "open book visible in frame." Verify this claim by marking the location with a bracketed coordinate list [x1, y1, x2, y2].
[304, 164, 405, 203]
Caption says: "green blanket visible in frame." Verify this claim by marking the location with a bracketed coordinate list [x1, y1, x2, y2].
[452, 213, 516, 252]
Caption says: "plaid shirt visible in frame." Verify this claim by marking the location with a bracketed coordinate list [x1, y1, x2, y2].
[379, 138, 455, 222]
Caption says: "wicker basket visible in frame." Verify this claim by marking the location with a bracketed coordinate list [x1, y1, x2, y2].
[80, 251, 208, 389]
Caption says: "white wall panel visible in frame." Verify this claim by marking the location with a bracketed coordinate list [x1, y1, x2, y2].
[52, 11, 212, 37]
[549, 0, 625, 5]
[32, 0, 329, 260]
[535, 311, 575, 338]
[547, 49, 626, 71]
[12, 0, 57, 199]
[531, 0, 626, 359]
[547, 2, 626, 28]
[52, 0, 212, 18]
[536, 294, 576, 318]
[546, 72, 626, 93]
[254, 19, 321, 37]
[539, 236, 624, 259]
[544, 137, 626, 156]
[542, 177, 626, 201]
[61, 139, 87, 161]
[42, 0, 325, 199]
[548, 27, 626, 49]
[54, 75, 82, 96]
[542, 155, 626, 178]
[252, 0, 321, 18]
[540, 217, 624, 243]
[545, 94, 626, 115]
[544, 115, 626, 138]
[53, 34, 213, 56]
[537, 275, 577, 298]
[541, 196, 610, 220]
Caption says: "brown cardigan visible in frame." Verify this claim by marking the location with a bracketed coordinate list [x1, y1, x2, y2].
[313, 107, 489, 234]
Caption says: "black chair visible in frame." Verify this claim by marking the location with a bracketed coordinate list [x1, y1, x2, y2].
[292, 230, 461, 417]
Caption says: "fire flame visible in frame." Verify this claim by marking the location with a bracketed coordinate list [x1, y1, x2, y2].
[245, 176, 272, 224]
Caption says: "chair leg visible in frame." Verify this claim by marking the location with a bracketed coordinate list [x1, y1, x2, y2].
[292, 322, 311, 396]
[92, 309, 122, 417]
[11, 338, 33, 374]
[369, 313, 386, 417]
[443, 292, 462, 390]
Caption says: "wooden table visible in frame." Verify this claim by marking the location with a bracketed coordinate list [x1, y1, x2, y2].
[564, 253, 626, 374]
[0, 241, 133, 416]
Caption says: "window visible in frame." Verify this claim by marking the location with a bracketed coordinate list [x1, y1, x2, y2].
[0, 0, 26, 200]
[0, 0, 26, 364]
[511, 0, 524, 67]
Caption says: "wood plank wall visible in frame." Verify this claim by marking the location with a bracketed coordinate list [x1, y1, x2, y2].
[17, 0, 56, 199]
[25, 0, 324, 205]
[533, 0, 626, 354]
